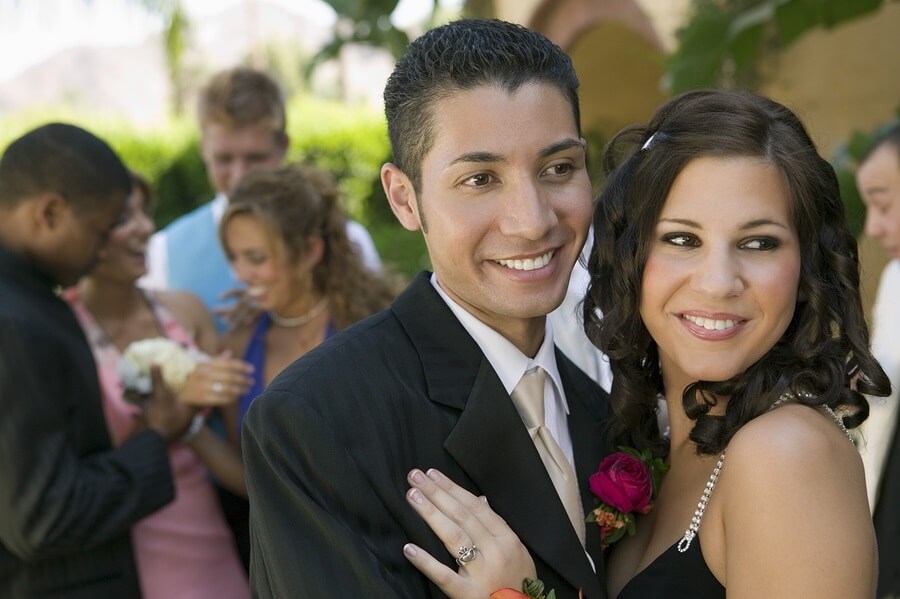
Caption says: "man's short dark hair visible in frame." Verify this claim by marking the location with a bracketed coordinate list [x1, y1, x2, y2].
[0, 123, 131, 213]
[859, 121, 900, 167]
[383, 19, 581, 193]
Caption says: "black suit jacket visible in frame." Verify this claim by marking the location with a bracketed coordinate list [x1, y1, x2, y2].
[874, 422, 900, 597]
[244, 272, 612, 598]
[0, 245, 175, 598]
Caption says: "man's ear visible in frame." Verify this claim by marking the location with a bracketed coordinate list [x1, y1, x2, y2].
[275, 131, 290, 161]
[34, 192, 69, 231]
[381, 163, 422, 232]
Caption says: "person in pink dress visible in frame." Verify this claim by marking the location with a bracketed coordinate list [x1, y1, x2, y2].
[64, 172, 253, 599]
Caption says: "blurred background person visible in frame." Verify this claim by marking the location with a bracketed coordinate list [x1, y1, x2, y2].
[0, 123, 193, 599]
[64, 171, 253, 599]
[143, 66, 381, 331]
[215, 162, 401, 568]
[857, 122, 900, 599]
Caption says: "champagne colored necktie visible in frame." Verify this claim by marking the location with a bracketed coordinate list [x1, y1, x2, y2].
[511, 367, 586, 546]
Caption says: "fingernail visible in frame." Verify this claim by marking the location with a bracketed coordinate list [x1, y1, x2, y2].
[426, 468, 441, 481]
[403, 543, 417, 558]
[409, 469, 425, 484]
[407, 488, 424, 504]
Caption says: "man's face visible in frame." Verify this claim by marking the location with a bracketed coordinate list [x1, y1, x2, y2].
[390, 82, 592, 350]
[40, 192, 127, 287]
[859, 143, 900, 258]
[200, 123, 287, 196]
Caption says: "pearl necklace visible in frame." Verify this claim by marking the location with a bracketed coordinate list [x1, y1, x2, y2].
[269, 298, 329, 328]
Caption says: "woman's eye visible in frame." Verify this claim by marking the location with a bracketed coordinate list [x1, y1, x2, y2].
[741, 237, 781, 251]
[662, 233, 698, 247]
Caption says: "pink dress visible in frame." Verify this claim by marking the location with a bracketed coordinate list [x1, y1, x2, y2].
[66, 289, 249, 599]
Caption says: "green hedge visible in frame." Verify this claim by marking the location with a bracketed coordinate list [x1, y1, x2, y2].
[0, 99, 429, 278]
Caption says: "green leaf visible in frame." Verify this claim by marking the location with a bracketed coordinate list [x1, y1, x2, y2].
[667, 8, 733, 93]
[728, 20, 766, 72]
[775, 0, 823, 45]
[522, 577, 546, 597]
[822, 0, 882, 27]
[604, 525, 628, 544]
[618, 446, 642, 459]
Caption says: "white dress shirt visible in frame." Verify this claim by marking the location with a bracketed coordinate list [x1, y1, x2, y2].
[430, 274, 576, 467]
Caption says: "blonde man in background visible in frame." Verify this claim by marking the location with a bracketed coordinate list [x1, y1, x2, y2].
[143, 67, 381, 331]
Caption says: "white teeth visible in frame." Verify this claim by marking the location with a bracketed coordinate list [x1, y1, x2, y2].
[684, 314, 738, 331]
[496, 250, 554, 271]
[246, 286, 266, 298]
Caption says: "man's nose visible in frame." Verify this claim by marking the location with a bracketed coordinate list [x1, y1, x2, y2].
[498, 179, 557, 240]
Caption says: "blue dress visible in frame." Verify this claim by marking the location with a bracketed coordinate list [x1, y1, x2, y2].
[222, 312, 338, 569]
[235, 312, 338, 436]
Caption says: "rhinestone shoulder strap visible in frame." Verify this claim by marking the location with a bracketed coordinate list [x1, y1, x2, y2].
[676, 390, 854, 554]
[676, 452, 725, 553]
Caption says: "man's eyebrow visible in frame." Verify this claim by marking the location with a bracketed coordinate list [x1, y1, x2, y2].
[447, 151, 504, 167]
[446, 138, 584, 168]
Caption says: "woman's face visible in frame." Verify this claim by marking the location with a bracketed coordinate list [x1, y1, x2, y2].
[92, 186, 154, 283]
[639, 156, 801, 394]
[224, 214, 302, 312]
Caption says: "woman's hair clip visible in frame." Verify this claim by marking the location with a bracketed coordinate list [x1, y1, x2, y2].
[641, 132, 658, 151]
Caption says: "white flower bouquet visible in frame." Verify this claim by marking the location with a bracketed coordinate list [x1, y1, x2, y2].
[118, 338, 206, 402]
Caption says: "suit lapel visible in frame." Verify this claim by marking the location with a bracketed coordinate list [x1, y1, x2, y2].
[391, 273, 482, 410]
[445, 360, 605, 598]
[558, 349, 613, 572]
[392, 274, 608, 597]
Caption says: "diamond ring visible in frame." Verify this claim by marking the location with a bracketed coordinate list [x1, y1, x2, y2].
[212, 382, 224, 394]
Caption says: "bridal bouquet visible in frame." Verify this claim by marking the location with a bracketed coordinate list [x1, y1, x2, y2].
[587, 447, 668, 549]
[118, 338, 204, 402]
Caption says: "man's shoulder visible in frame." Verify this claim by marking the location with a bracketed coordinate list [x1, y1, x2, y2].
[272, 310, 410, 387]
[247, 309, 424, 429]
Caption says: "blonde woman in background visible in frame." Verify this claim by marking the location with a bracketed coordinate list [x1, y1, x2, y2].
[216, 163, 402, 556]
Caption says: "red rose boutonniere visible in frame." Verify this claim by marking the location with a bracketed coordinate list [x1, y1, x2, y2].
[587, 447, 668, 549]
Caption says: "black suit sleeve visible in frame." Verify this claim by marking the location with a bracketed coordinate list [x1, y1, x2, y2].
[0, 322, 174, 561]
[244, 389, 431, 599]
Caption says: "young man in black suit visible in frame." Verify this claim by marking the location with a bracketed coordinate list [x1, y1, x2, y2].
[243, 19, 610, 598]
[0, 124, 196, 598]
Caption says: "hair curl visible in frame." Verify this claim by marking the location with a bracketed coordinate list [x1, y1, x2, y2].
[221, 164, 402, 330]
[584, 89, 891, 456]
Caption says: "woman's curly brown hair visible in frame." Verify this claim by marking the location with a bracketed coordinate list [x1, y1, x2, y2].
[584, 89, 891, 457]
[221, 164, 403, 331]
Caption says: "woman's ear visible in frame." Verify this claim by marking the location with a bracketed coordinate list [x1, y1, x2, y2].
[305, 235, 325, 269]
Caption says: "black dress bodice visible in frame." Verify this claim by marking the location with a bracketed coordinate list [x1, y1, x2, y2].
[615, 539, 724, 599]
